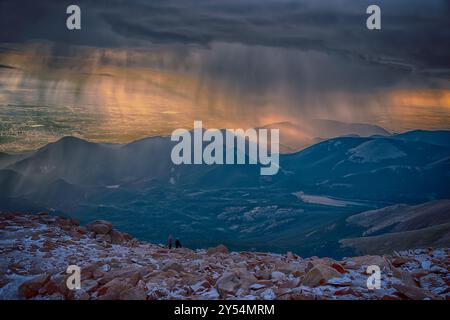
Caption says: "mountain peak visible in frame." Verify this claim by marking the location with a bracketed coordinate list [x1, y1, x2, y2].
[36, 136, 99, 155]
[54, 136, 92, 146]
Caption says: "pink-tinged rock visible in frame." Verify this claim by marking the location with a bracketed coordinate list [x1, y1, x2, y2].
[97, 278, 134, 300]
[331, 263, 347, 274]
[250, 280, 272, 290]
[255, 269, 272, 280]
[410, 269, 430, 279]
[393, 268, 418, 288]
[302, 264, 341, 287]
[392, 283, 439, 300]
[207, 245, 229, 255]
[98, 269, 141, 287]
[81, 265, 105, 281]
[275, 261, 306, 275]
[391, 256, 411, 267]
[75, 226, 87, 235]
[110, 230, 127, 244]
[39, 279, 59, 295]
[288, 291, 318, 300]
[334, 288, 361, 297]
[95, 234, 112, 243]
[161, 262, 184, 273]
[286, 251, 297, 260]
[43, 240, 57, 250]
[18, 274, 51, 299]
[53, 275, 73, 299]
[280, 278, 301, 289]
[346, 255, 391, 271]
[86, 220, 113, 235]
[274, 287, 294, 299]
[216, 268, 257, 298]
[92, 269, 105, 280]
[119, 286, 147, 300]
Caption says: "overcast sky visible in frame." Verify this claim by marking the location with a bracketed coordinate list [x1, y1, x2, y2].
[0, 0, 449, 151]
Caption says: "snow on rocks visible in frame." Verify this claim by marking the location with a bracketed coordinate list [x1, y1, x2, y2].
[0, 212, 449, 300]
[260, 288, 276, 300]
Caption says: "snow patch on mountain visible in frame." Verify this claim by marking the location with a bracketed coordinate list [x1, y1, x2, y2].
[348, 140, 406, 163]
[293, 192, 363, 207]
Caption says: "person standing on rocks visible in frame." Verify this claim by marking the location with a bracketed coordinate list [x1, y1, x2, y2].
[175, 238, 182, 248]
[168, 234, 173, 249]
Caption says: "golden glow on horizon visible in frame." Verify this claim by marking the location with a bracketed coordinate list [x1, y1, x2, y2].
[0, 43, 449, 152]
[390, 89, 450, 109]
[385, 89, 450, 131]
[0, 44, 247, 144]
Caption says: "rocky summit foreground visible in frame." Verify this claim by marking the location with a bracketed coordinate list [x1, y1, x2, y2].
[0, 213, 449, 300]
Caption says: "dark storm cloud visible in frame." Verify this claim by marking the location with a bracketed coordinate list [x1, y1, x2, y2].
[0, 0, 449, 149]
[0, 0, 449, 126]
[1, 0, 449, 72]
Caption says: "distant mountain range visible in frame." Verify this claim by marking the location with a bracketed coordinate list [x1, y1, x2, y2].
[278, 130, 450, 202]
[262, 120, 390, 152]
[0, 129, 449, 257]
[2, 129, 448, 199]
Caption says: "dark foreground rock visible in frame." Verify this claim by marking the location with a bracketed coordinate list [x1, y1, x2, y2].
[0, 212, 449, 300]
